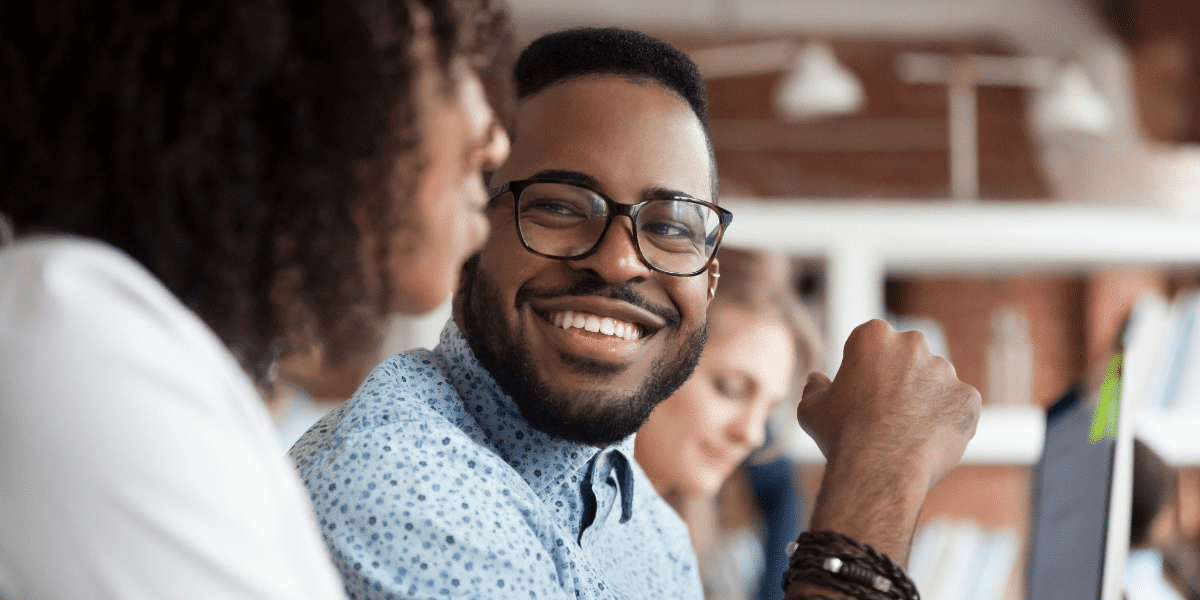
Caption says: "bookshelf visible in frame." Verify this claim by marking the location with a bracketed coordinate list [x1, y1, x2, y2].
[1139, 413, 1200, 466]
[721, 199, 1200, 466]
[786, 405, 1046, 465]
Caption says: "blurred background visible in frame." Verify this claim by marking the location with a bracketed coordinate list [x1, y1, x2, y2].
[498, 1, 1200, 599]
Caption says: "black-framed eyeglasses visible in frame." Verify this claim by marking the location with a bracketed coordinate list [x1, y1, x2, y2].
[488, 178, 733, 277]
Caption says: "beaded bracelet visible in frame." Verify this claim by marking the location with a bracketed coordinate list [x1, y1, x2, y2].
[781, 531, 920, 600]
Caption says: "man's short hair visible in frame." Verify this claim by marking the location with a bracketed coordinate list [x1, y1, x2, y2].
[512, 27, 718, 201]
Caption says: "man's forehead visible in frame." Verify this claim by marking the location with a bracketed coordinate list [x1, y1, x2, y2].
[498, 74, 712, 202]
[509, 74, 694, 129]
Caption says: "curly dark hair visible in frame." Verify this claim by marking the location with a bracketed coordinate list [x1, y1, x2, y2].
[0, 0, 511, 386]
[512, 27, 717, 201]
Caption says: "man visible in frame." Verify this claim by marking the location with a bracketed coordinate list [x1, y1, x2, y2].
[293, 27, 980, 599]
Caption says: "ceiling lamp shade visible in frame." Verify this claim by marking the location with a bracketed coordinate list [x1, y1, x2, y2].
[773, 42, 865, 122]
[1032, 62, 1116, 137]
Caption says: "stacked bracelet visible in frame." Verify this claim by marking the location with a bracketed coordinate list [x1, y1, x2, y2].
[781, 531, 920, 600]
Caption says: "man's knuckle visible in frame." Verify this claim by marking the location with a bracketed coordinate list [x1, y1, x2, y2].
[854, 319, 889, 340]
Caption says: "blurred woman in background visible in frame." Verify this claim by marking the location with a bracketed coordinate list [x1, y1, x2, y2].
[0, 0, 509, 597]
[635, 246, 822, 600]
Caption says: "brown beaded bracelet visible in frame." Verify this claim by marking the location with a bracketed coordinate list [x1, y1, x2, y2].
[781, 531, 920, 600]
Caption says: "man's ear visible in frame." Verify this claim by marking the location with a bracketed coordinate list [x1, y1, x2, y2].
[707, 258, 720, 301]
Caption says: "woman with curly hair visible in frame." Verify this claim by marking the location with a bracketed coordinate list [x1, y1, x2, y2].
[0, 0, 509, 597]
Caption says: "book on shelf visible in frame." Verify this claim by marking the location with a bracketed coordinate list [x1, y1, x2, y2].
[1167, 293, 1200, 414]
[1129, 291, 1200, 465]
[907, 519, 1019, 600]
[1139, 291, 1194, 413]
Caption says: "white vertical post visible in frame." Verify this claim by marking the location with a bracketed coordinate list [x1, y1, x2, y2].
[825, 244, 885, 373]
[948, 55, 979, 202]
[1101, 296, 1168, 600]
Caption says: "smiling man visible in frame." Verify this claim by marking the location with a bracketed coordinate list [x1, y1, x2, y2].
[293, 27, 980, 600]
[455, 67, 727, 449]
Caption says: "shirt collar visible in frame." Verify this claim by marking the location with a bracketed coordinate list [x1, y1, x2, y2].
[435, 320, 637, 521]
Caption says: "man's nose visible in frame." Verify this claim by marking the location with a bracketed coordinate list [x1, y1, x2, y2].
[564, 216, 653, 284]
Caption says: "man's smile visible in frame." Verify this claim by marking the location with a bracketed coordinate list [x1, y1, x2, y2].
[548, 310, 643, 340]
[527, 294, 673, 365]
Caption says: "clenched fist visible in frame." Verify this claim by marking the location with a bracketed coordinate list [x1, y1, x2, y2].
[789, 320, 981, 575]
[798, 319, 980, 493]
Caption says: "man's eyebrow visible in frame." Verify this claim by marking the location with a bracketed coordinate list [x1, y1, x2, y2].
[528, 170, 705, 203]
[528, 169, 602, 190]
[645, 187, 704, 202]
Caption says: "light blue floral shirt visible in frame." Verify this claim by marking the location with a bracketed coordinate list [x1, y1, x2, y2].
[291, 321, 701, 599]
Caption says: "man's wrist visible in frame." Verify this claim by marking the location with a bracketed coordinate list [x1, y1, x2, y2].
[783, 531, 921, 600]
[806, 450, 931, 566]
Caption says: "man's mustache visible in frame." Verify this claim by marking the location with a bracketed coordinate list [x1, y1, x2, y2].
[514, 274, 681, 329]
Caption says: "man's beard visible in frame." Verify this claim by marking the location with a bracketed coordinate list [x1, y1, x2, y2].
[457, 256, 706, 446]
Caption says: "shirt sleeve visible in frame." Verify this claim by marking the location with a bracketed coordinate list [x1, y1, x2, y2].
[0, 239, 348, 600]
[293, 363, 576, 600]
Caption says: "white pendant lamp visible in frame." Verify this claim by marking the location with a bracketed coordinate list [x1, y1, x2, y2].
[1033, 62, 1116, 137]
[773, 42, 865, 122]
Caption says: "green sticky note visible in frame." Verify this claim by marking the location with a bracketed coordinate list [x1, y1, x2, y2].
[1090, 354, 1122, 443]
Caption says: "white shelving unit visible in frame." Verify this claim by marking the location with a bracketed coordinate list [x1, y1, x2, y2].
[722, 199, 1200, 465]
[786, 405, 1046, 465]
[1137, 412, 1200, 466]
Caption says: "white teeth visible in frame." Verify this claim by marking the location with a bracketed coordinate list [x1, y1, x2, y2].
[547, 310, 642, 341]
[584, 315, 601, 333]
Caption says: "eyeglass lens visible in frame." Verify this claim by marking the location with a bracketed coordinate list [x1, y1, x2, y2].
[507, 181, 721, 274]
